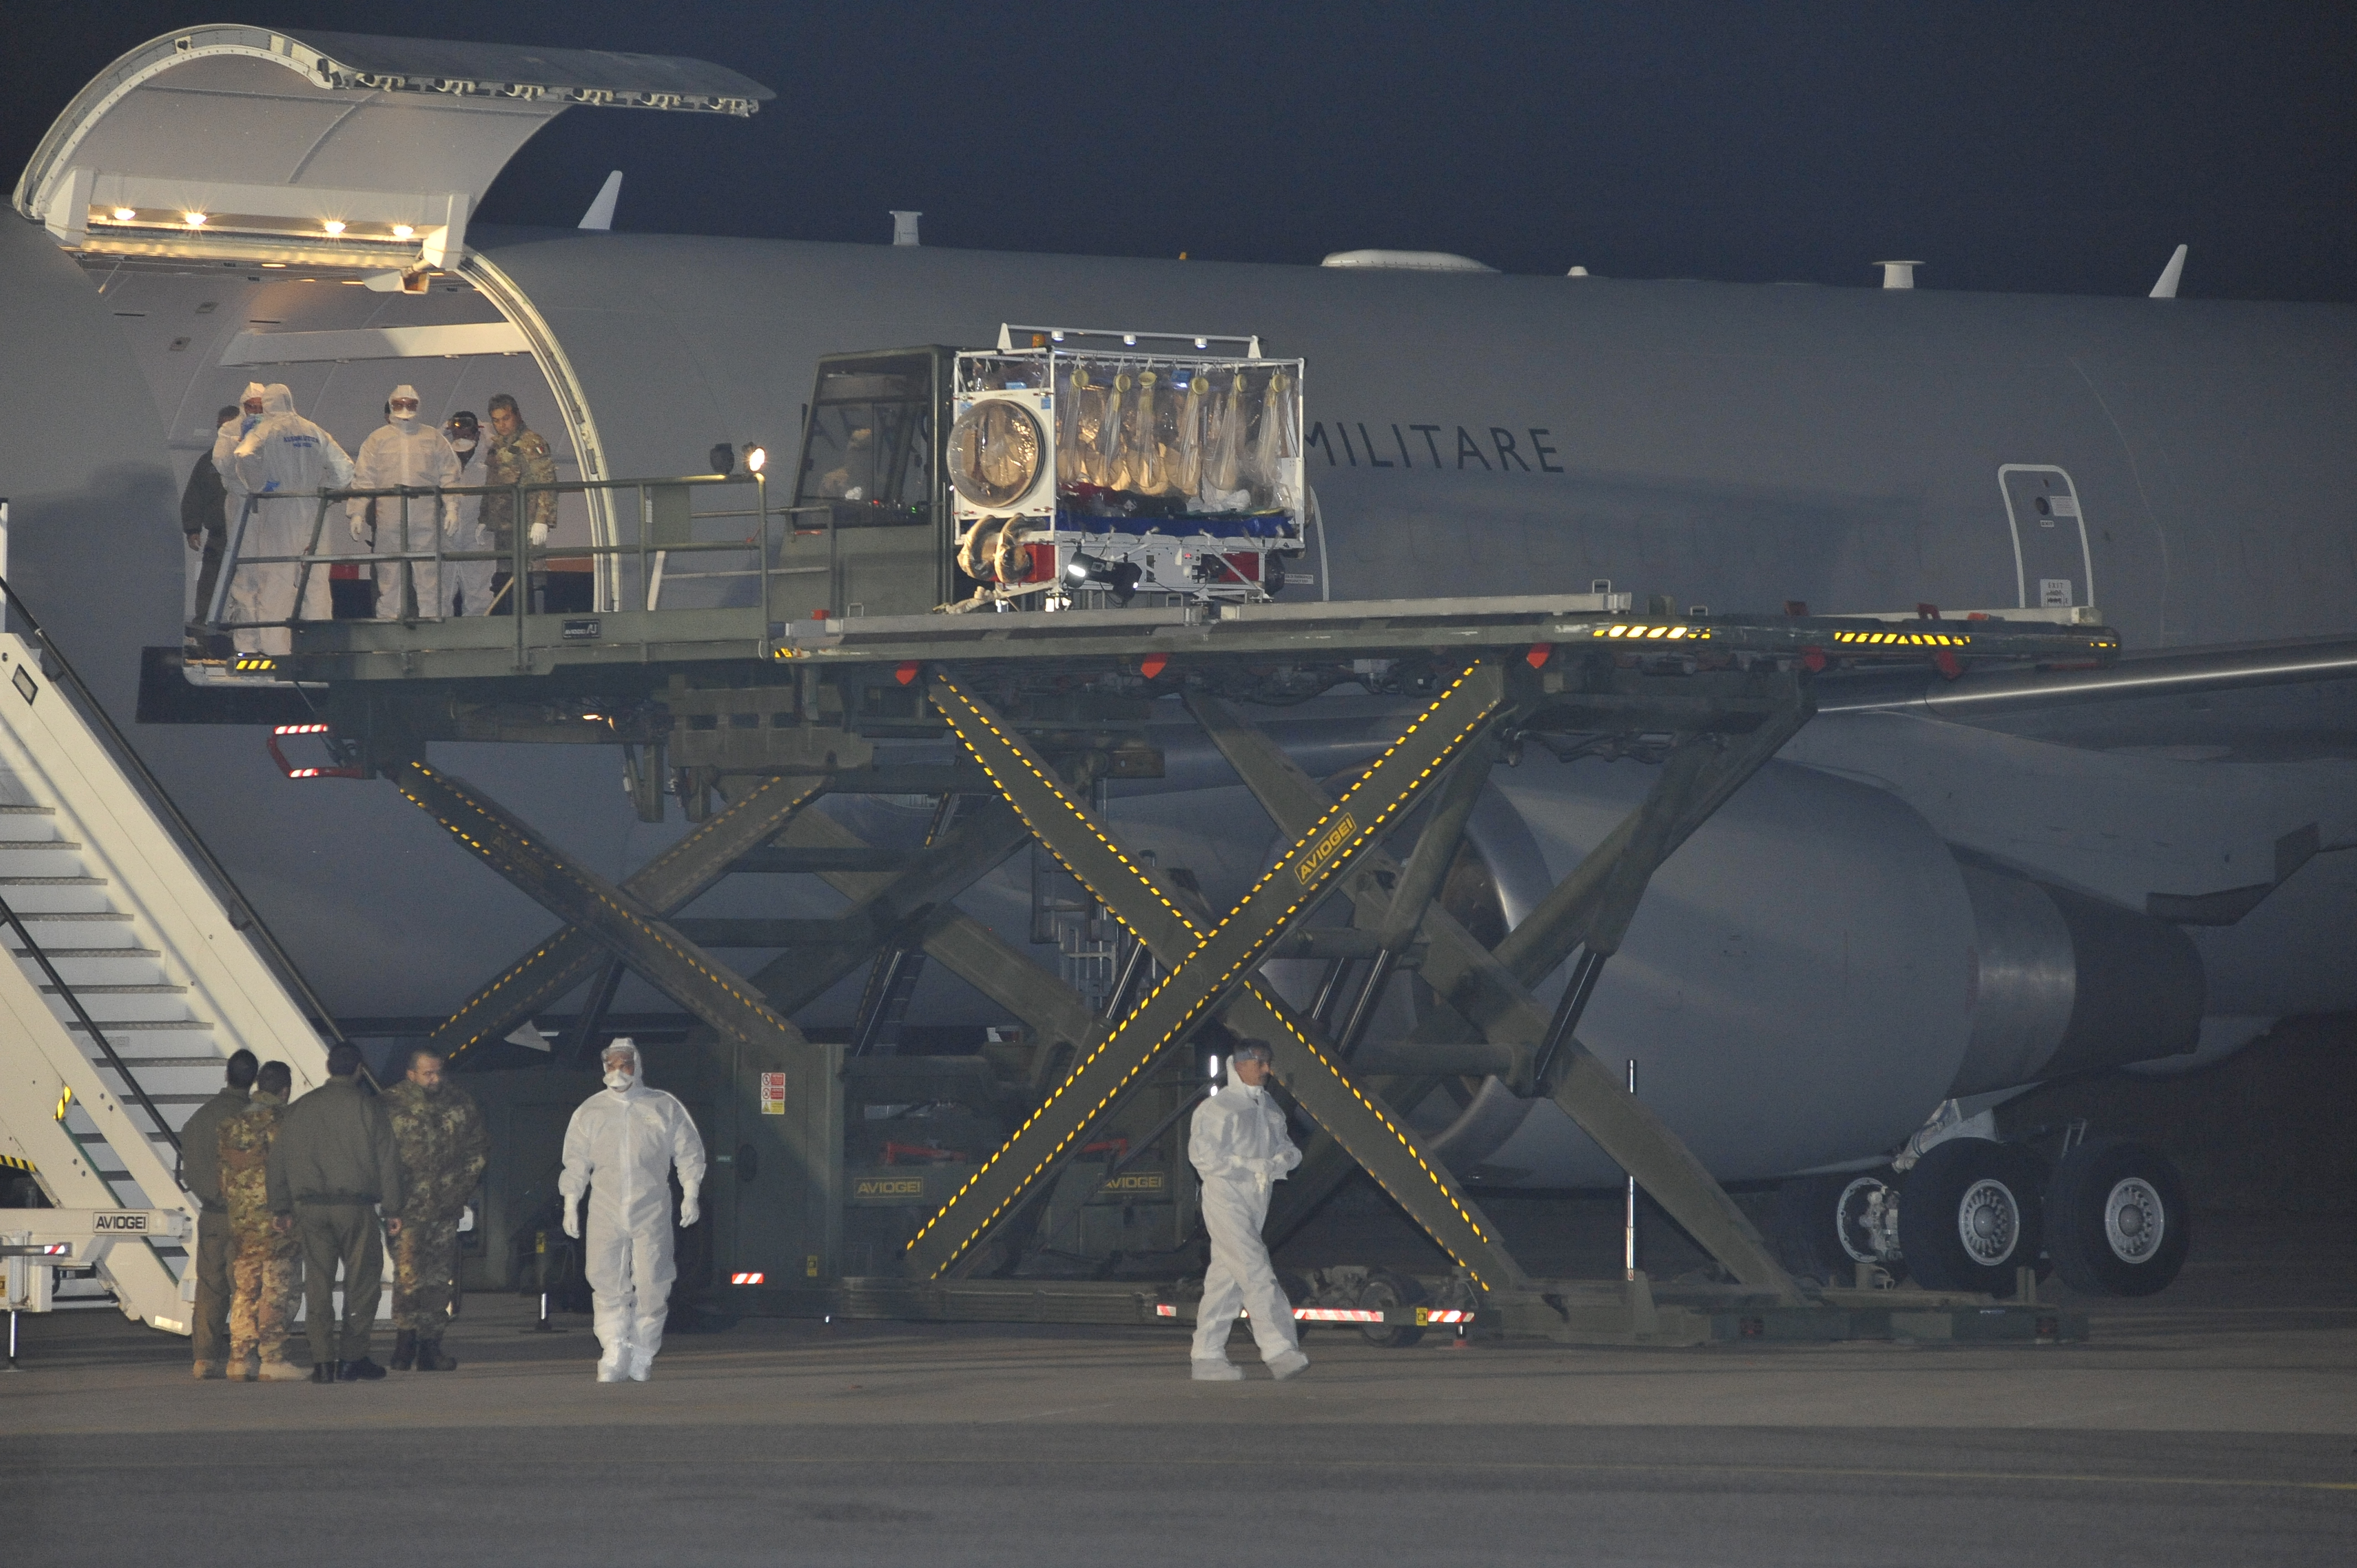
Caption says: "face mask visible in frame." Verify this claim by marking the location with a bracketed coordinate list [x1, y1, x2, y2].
[604, 1069, 634, 1091]
[450, 437, 476, 453]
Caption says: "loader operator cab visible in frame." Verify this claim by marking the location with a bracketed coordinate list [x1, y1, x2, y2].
[786, 348, 959, 617]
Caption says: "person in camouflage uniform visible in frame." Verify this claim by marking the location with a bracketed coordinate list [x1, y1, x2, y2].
[480, 391, 557, 611]
[218, 1060, 305, 1380]
[384, 1049, 491, 1371]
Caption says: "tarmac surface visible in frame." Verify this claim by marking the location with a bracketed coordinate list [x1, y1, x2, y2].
[6, 1212, 2354, 1567]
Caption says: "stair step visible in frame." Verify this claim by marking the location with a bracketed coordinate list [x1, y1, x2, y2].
[0, 804, 57, 814]
[8, 912, 131, 923]
[42, 983, 187, 995]
[99, 1055, 229, 1069]
[0, 875, 107, 886]
[0, 839, 83, 850]
[67, 1019, 213, 1031]
[6, 947, 160, 958]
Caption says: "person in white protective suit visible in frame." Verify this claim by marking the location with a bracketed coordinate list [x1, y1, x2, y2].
[441, 410, 495, 615]
[209, 382, 267, 495]
[348, 384, 460, 620]
[203, 384, 268, 626]
[229, 384, 353, 654]
[1187, 1039, 1310, 1381]
[559, 1039, 707, 1383]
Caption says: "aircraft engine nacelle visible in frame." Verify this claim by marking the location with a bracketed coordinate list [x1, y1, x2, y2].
[1948, 864, 2205, 1095]
[1412, 756, 2205, 1188]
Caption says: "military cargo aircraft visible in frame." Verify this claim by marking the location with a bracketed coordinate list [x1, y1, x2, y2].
[4, 25, 2350, 1299]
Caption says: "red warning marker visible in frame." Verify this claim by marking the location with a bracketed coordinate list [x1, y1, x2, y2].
[895, 662, 921, 687]
[1800, 646, 1827, 673]
[1140, 653, 1169, 680]
[1524, 643, 1553, 669]
[1932, 648, 1963, 680]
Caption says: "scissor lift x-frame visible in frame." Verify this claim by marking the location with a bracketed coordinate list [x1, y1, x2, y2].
[356, 600, 2107, 1345]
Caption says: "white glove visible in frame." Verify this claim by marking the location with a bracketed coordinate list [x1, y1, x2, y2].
[529, 521, 550, 547]
[562, 1201, 580, 1239]
[349, 514, 368, 543]
[678, 1190, 701, 1227]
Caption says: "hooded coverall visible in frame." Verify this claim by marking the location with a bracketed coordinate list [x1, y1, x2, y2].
[348, 401, 461, 618]
[559, 1044, 707, 1380]
[202, 384, 266, 626]
[444, 434, 495, 615]
[1187, 1077, 1304, 1367]
[229, 385, 354, 654]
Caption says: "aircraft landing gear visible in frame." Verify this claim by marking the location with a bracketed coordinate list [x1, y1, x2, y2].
[1780, 1131, 2192, 1301]
[1898, 1139, 2050, 1296]
[1773, 1169, 1906, 1285]
[2046, 1139, 2190, 1296]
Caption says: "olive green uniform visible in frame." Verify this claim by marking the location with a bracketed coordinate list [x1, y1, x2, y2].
[384, 1079, 491, 1334]
[266, 1076, 404, 1366]
[481, 425, 556, 554]
[177, 1082, 248, 1372]
[218, 1090, 299, 1371]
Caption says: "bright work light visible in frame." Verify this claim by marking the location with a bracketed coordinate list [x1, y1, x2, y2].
[1064, 551, 1143, 604]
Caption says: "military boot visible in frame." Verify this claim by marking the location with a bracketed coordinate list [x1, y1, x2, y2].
[339, 1356, 387, 1381]
[415, 1337, 457, 1371]
[390, 1330, 418, 1371]
[311, 1361, 342, 1384]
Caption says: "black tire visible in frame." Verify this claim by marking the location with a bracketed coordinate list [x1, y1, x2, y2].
[1773, 1170, 1905, 1285]
[1898, 1139, 2046, 1296]
[1355, 1270, 1427, 1348]
[2047, 1139, 2191, 1297]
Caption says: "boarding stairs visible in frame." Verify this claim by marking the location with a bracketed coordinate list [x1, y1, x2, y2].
[0, 598, 334, 1335]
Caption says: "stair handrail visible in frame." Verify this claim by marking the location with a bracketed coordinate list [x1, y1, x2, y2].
[0, 572, 354, 1063]
[0, 887, 179, 1155]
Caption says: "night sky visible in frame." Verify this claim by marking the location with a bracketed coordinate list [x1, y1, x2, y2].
[5, 1, 2351, 301]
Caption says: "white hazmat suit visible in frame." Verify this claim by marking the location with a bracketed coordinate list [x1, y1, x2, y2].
[1187, 1064, 1308, 1379]
[204, 384, 267, 623]
[559, 1040, 707, 1381]
[348, 386, 461, 619]
[229, 385, 354, 654]
[442, 422, 495, 615]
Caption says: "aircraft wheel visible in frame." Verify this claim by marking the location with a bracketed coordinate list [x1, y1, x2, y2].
[1898, 1139, 2045, 1296]
[1355, 1270, 1427, 1348]
[1775, 1170, 1905, 1285]
[2047, 1139, 2190, 1297]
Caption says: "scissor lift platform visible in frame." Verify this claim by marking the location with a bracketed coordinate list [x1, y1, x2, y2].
[162, 560, 2121, 1349]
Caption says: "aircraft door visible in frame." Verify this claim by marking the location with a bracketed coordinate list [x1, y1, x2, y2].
[1998, 465, 2094, 611]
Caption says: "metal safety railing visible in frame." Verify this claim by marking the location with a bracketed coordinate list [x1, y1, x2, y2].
[199, 470, 861, 662]
[0, 574, 357, 1087]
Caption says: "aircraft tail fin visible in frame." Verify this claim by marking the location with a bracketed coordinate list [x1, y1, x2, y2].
[579, 171, 624, 231]
[2149, 243, 2188, 298]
